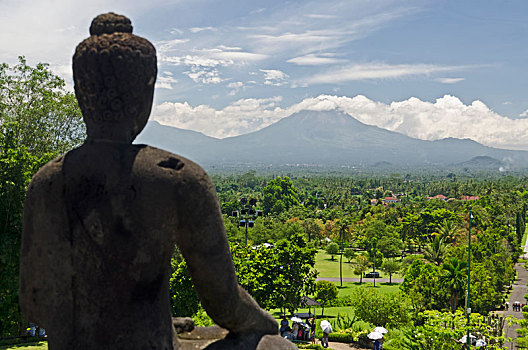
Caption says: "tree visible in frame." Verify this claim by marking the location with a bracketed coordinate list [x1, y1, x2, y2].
[353, 254, 370, 284]
[350, 287, 410, 327]
[0, 57, 85, 156]
[382, 258, 401, 284]
[377, 234, 403, 258]
[0, 57, 84, 336]
[441, 257, 467, 313]
[301, 218, 323, 243]
[326, 242, 339, 261]
[343, 248, 355, 263]
[169, 256, 200, 317]
[423, 236, 450, 266]
[262, 177, 300, 215]
[437, 219, 459, 243]
[231, 232, 317, 315]
[315, 280, 338, 316]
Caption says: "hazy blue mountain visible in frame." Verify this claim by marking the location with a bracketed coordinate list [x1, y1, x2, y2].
[135, 111, 528, 169]
[135, 120, 220, 163]
[456, 156, 505, 169]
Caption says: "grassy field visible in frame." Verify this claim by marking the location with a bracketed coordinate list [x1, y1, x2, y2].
[315, 249, 403, 280]
[0, 342, 47, 350]
[270, 280, 400, 321]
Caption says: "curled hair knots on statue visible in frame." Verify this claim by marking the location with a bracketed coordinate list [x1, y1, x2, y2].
[89, 12, 133, 35]
[73, 13, 156, 131]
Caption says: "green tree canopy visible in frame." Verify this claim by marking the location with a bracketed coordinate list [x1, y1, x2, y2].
[325, 242, 339, 261]
[0, 57, 84, 336]
[262, 176, 300, 215]
[315, 280, 338, 316]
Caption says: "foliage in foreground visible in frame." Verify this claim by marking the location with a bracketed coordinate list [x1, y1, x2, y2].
[349, 286, 411, 328]
[0, 57, 84, 336]
[384, 310, 510, 350]
[231, 232, 317, 314]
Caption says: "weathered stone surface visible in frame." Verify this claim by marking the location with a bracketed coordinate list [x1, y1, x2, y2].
[177, 326, 296, 350]
[19, 12, 294, 350]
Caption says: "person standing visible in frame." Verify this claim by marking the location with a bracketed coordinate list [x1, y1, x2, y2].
[320, 320, 332, 348]
[308, 318, 316, 344]
[374, 337, 384, 350]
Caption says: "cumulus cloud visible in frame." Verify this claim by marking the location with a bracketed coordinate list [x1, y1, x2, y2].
[260, 69, 289, 86]
[521, 109, 528, 117]
[152, 94, 528, 150]
[155, 74, 178, 89]
[152, 96, 288, 138]
[184, 68, 224, 84]
[227, 81, 244, 95]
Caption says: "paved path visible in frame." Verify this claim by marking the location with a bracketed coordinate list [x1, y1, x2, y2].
[495, 238, 528, 349]
[317, 277, 403, 284]
[326, 341, 368, 349]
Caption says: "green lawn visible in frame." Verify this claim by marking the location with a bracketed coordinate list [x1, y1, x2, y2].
[270, 281, 400, 321]
[0, 342, 47, 350]
[315, 249, 403, 280]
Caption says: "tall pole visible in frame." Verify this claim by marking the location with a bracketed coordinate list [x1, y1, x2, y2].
[467, 210, 472, 350]
[339, 223, 344, 287]
[245, 223, 248, 246]
[339, 248, 343, 287]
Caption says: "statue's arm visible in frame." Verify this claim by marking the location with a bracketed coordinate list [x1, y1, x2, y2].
[19, 161, 73, 333]
[173, 168, 278, 336]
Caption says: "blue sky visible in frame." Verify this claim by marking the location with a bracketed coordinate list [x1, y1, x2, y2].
[1, 0, 528, 149]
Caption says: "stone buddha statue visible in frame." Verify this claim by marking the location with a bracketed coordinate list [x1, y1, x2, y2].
[19, 13, 294, 350]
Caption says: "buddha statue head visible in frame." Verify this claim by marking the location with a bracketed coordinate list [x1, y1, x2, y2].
[73, 13, 157, 143]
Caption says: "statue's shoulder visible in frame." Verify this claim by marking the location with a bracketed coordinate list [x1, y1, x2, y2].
[134, 145, 209, 180]
[27, 155, 65, 193]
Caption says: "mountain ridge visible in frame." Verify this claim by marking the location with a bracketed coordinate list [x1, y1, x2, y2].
[135, 110, 528, 169]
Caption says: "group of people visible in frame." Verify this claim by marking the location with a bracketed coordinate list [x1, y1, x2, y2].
[507, 301, 524, 311]
[26, 322, 46, 337]
[280, 316, 316, 343]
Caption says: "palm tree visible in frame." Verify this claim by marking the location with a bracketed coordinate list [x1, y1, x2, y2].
[423, 236, 450, 265]
[437, 220, 459, 243]
[441, 257, 467, 313]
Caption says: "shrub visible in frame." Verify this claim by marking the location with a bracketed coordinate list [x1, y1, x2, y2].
[326, 242, 339, 260]
[350, 287, 411, 328]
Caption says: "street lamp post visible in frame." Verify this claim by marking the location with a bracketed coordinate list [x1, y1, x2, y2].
[232, 197, 262, 246]
[370, 238, 378, 288]
[466, 210, 473, 350]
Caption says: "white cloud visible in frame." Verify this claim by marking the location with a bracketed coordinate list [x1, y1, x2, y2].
[184, 68, 224, 84]
[189, 26, 217, 33]
[152, 96, 287, 138]
[435, 77, 465, 84]
[156, 75, 179, 89]
[159, 48, 267, 70]
[305, 14, 339, 19]
[152, 94, 528, 150]
[227, 81, 244, 95]
[0, 0, 173, 67]
[520, 109, 528, 117]
[260, 69, 289, 86]
[287, 53, 347, 66]
[303, 63, 474, 84]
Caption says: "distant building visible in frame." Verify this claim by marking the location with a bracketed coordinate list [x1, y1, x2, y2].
[460, 195, 480, 201]
[370, 198, 378, 205]
[427, 194, 447, 201]
[382, 197, 400, 205]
